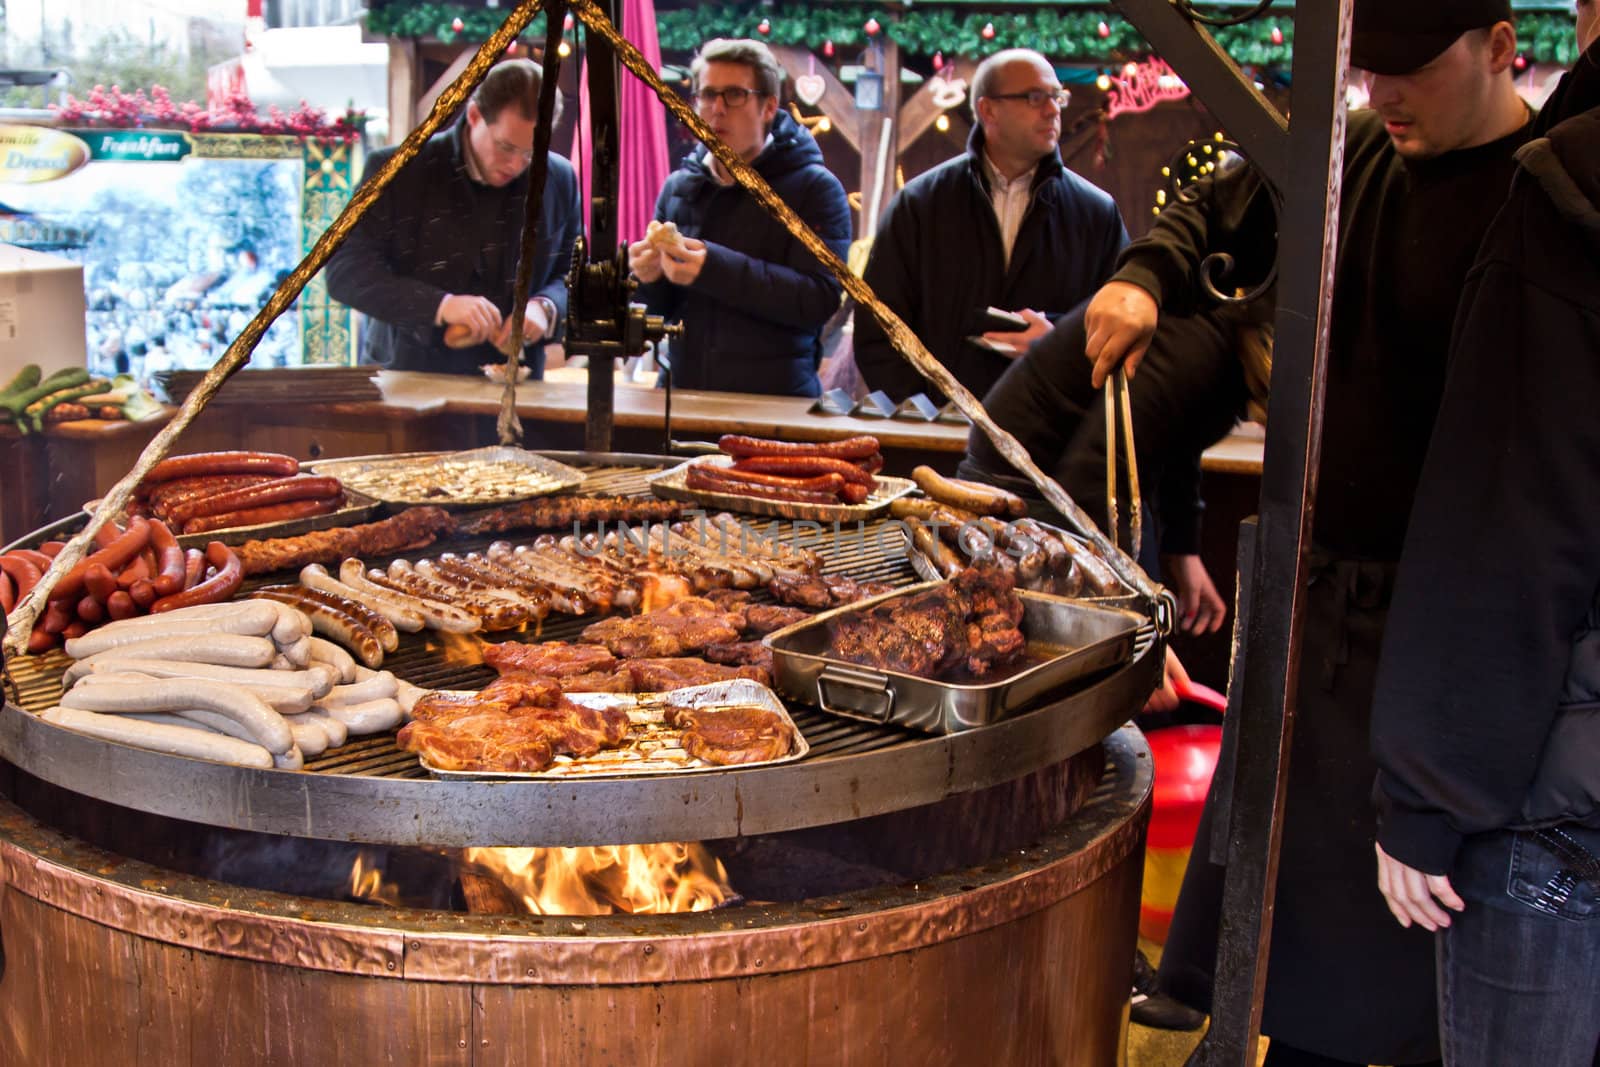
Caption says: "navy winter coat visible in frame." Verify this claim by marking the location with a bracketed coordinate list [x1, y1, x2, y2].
[637, 110, 851, 397]
[854, 127, 1127, 404]
[327, 122, 581, 377]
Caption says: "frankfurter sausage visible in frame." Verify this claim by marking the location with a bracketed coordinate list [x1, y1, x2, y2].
[27, 626, 59, 653]
[42, 599, 74, 635]
[60, 620, 87, 640]
[687, 466, 842, 505]
[42, 706, 274, 769]
[60, 678, 293, 754]
[256, 583, 398, 652]
[839, 483, 871, 505]
[169, 475, 343, 525]
[0, 554, 42, 599]
[182, 496, 343, 535]
[150, 542, 241, 612]
[83, 563, 118, 603]
[144, 450, 300, 484]
[141, 472, 277, 508]
[38, 541, 64, 557]
[732, 455, 876, 487]
[905, 517, 964, 579]
[718, 434, 881, 460]
[1017, 519, 1123, 597]
[307, 559, 425, 633]
[910, 466, 1026, 518]
[76, 594, 106, 625]
[245, 589, 383, 668]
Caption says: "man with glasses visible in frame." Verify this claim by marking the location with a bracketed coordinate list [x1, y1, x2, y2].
[853, 48, 1127, 405]
[328, 59, 581, 376]
[627, 38, 851, 397]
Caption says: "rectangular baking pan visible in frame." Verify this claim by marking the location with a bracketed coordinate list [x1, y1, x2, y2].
[306, 446, 586, 509]
[763, 582, 1142, 734]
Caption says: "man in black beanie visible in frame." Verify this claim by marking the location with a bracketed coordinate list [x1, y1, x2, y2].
[1077, 1, 1531, 1063]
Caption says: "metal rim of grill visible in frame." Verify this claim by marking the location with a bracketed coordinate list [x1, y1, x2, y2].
[0, 453, 1160, 848]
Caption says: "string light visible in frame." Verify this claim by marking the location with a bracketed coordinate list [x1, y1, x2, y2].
[935, 114, 950, 132]
[557, 39, 572, 57]
[817, 116, 832, 133]
[1096, 72, 1112, 92]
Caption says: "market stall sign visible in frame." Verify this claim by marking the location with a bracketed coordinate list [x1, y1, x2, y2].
[0, 126, 91, 184]
[76, 130, 193, 164]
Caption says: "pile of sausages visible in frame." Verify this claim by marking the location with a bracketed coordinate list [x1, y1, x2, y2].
[47, 600, 426, 769]
[685, 435, 885, 507]
[134, 450, 346, 535]
[2, 516, 244, 654]
[893, 467, 1126, 598]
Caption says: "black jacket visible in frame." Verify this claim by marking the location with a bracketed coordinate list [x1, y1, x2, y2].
[326, 122, 581, 377]
[636, 110, 851, 397]
[1372, 98, 1600, 874]
[853, 126, 1127, 404]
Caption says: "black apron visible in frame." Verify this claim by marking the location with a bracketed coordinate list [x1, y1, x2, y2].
[1156, 551, 1442, 1064]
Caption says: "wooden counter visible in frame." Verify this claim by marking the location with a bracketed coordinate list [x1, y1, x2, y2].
[0, 371, 1265, 545]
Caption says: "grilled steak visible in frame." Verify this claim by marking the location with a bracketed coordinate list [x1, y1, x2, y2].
[768, 573, 896, 610]
[397, 713, 558, 772]
[702, 640, 775, 675]
[665, 705, 796, 765]
[483, 640, 619, 678]
[625, 657, 771, 691]
[742, 604, 811, 636]
[579, 597, 745, 658]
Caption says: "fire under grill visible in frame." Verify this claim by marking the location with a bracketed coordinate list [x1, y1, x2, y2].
[0, 454, 1161, 847]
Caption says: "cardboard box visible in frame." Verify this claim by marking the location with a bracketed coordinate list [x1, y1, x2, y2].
[0, 244, 87, 387]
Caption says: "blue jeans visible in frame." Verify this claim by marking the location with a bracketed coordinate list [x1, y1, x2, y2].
[1438, 825, 1600, 1066]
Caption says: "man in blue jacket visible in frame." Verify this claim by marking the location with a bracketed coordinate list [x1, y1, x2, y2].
[627, 38, 852, 398]
[854, 48, 1127, 404]
[327, 59, 581, 377]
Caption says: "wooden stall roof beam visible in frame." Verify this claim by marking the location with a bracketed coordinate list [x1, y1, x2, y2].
[388, 38, 420, 140]
[897, 57, 977, 154]
[417, 49, 476, 129]
[1105, 1, 1350, 1064]
[771, 46, 862, 154]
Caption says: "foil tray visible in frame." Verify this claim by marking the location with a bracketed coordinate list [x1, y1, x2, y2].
[306, 446, 586, 509]
[764, 582, 1143, 735]
[420, 679, 809, 780]
[647, 456, 916, 522]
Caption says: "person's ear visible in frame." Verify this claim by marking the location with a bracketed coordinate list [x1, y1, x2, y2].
[762, 93, 780, 126]
[466, 100, 484, 129]
[1486, 21, 1519, 74]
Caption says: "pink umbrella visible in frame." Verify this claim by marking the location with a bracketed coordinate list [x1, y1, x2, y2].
[571, 0, 670, 248]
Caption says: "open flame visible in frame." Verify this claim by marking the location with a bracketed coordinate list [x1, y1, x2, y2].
[638, 571, 693, 614]
[462, 843, 735, 915]
[347, 848, 403, 906]
[424, 630, 487, 668]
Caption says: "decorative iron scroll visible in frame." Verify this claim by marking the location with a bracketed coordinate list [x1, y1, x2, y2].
[1165, 136, 1282, 306]
[1170, 0, 1278, 29]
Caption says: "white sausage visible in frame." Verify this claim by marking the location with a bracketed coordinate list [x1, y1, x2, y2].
[322, 671, 398, 708]
[297, 707, 348, 748]
[274, 746, 304, 771]
[281, 714, 329, 757]
[60, 678, 293, 754]
[306, 637, 357, 683]
[392, 677, 428, 718]
[41, 706, 274, 769]
[67, 634, 278, 680]
[321, 697, 403, 736]
[77, 669, 315, 715]
[64, 604, 281, 659]
[70, 657, 331, 697]
[278, 636, 312, 668]
[263, 601, 312, 645]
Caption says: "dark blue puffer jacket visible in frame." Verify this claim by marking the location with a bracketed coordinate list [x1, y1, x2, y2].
[637, 110, 852, 397]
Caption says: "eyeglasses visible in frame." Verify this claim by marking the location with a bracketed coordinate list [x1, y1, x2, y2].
[490, 136, 535, 163]
[694, 87, 765, 109]
[985, 88, 1072, 110]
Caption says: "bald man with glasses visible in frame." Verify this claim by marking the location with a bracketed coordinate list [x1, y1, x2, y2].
[328, 58, 581, 377]
[854, 48, 1127, 405]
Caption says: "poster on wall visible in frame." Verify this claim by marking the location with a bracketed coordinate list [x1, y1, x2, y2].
[0, 125, 359, 381]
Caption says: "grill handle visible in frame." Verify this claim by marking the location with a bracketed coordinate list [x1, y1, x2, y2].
[815, 665, 895, 723]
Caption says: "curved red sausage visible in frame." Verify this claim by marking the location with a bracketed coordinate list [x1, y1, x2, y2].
[0, 554, 42, 599]
[10, 548, 53, 570]
[732, 455, 876, 487]
[170, 476, 342, 527]
[38, 541, 65, 557]
[50, 517, 150, 603]
[144, 451, 299, 484]
[0, 571, 14, 615]
[115, 554, 150, 590]
[182, 548, 206, 591]
[150, 542, 241, 612]
[181, 495, 342, 535]
[105, 591, 138, 621]
[42, 598, 74, 635]
[147, 519, 186, 597]
[27, 625, 59, 653]
[697, 465, 847, 494]
[83, 563, 117, 603]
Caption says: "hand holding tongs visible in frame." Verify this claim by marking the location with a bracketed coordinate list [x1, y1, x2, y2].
[1104, 366, 1142, 561]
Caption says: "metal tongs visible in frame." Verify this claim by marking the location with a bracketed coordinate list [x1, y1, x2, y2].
[1104, 366, 1142, 561]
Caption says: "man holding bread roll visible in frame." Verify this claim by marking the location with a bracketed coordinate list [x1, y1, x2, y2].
[327, 59, 580, 377]
[626, 38, 851, 397]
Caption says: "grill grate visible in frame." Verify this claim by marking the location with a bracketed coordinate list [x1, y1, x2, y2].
[7, 458, 935, 781]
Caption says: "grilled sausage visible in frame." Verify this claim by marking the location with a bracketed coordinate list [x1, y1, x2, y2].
[687, 466, 842, 505]
[0, 571, 13, 615]
[144, 450, 300, 484]
[718, 434, 882, 460]
[169, 475, 344, 527]
[301, 562, 426, 633]
[732, 455, 876, 487]
[910, 466, 1026, 518]
[182, 496, 343, 535]
[246, 588, 383, 669]
[335, 559, 437, 632]
[255, 583, 398, 652]
[905, 516, 964, 579]
[147, 519, 186, 597]
[46, 518, 150, 604]
[694, 464, 849, 495]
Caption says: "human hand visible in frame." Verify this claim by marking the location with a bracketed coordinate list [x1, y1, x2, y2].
[980, 309, 1053, 357]
[1161, 553, 1227, 635]
[628, 239, 665, 284]
[660, 238, 708, 286]
[439, 294, 503, 348]
[1376, 843, 1465, 931]
[1142, 646, 1191, 715]
[1084, 281, 1159, 389]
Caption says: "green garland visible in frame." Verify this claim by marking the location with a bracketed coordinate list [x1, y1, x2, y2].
[364, 3, 1586, 67]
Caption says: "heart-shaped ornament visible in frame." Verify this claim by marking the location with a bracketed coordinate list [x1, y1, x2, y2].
[795, 73, 826, 107]
[930, 76, 967, 111]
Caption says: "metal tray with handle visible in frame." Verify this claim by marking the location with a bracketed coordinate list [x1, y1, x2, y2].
[763, 581, 1145, 734]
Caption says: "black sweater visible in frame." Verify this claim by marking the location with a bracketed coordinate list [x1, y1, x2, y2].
[326, 123, 581, 377]
[1112, 110, 1531, 559]
[1372, 48, 1600, 874]
[854, 127, 1127, 405]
